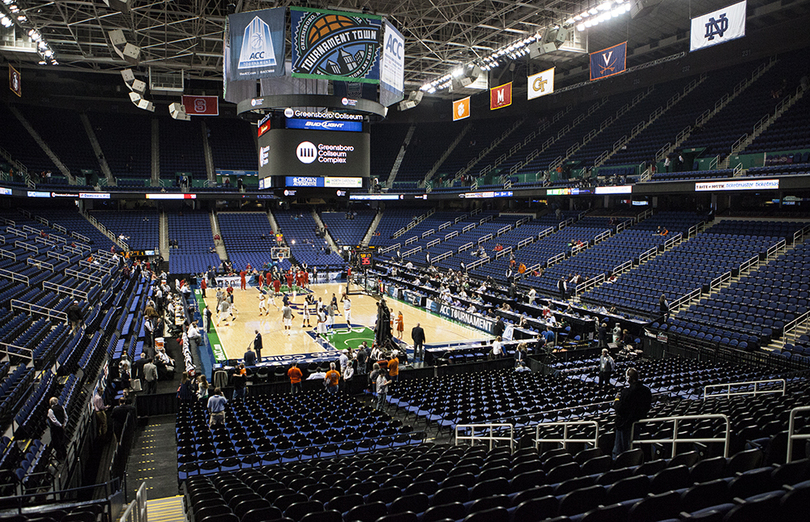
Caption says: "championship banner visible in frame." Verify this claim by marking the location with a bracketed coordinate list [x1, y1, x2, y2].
[9, 64, 21, 98]
[490, 82, 512, 110]
[590, 42, 627, 81]
[690, 1, 747, 52]
[528, 67, 554, 100]
[380, 20, 405, 107]
[453, 97, 470, 121]
[290, 7, 381, 83]
[182, 95, 219, 116]
[227, 8, 286, 81]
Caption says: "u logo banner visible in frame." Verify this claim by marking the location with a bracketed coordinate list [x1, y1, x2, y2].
[590, 42, 627, 81]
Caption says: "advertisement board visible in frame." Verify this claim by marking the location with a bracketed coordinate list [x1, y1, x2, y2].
[259, 128, 370, 179]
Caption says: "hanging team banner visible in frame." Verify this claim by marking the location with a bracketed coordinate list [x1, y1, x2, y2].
[528, 67, 554, 100]
[453, 97, 470, 121]
[182, 95, 219, 116]
[379, 20, 405, 107]
[8, 64, 21, 98]
[227, 8, 286, 81]
[290, 7, 381, 83]
[490, 82, 512, 110]
[690, 1, 747, 52]
[590, 41, 627, 81]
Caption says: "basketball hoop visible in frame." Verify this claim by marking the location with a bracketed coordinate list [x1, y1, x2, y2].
[272, 246, 291, 261]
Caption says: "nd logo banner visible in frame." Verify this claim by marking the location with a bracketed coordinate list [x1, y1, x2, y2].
[490, 82, 512, 110]
[291, 7, 381, 83]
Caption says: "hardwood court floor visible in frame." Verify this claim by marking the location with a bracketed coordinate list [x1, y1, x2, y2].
[203, 283, 489, 360]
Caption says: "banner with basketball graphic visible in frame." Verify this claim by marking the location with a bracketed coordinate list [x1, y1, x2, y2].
[290, 7, 382, 83]
[453, 97, 470, 121]
[227, 7, 286, 81]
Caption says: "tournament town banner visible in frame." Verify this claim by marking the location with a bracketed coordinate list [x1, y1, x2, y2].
[690, 0, 747, 52]
[590, 41, 627, 81]
[227, 7, 286, 81]
[290, 7, 382, 83]
[528, 67, 554, 100]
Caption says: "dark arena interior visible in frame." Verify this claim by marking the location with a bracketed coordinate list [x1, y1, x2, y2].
[2, 0, 810, 521]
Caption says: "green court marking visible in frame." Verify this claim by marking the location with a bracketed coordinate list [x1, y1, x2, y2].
[323, 326, 375, 351]
[195, 289, 226, 362]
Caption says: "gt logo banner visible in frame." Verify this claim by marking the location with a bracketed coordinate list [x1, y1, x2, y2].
[490, 82, 512, 110]
[182, 95, 219, 116]
[528, 67, 554, 100]
[590, 42, 627, 81]
[453, 97, 470, 121]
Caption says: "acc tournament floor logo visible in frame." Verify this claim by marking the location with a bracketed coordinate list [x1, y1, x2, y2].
[296, 142, 317, 164]
[291, 11, 379, 80]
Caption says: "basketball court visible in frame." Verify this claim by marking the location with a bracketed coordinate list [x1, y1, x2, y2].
[197, 282, 491, 363]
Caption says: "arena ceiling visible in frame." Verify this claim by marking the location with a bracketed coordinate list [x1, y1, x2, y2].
[2, 0, 809, 94]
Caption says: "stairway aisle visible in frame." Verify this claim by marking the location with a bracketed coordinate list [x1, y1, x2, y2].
[144, 495, 187, 522]
[125, 415, 179, 502]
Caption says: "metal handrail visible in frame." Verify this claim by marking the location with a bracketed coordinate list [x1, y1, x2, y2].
[455, 423, 514, 452]
[704, 379, 786, 400]
[534, 420, 600, 450]
[632, 414, 731, 458]
[787, 406, 810, 463]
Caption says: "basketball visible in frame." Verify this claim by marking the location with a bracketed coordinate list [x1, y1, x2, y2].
[307, 14, 355, 46]
[250, 31, 263, 50]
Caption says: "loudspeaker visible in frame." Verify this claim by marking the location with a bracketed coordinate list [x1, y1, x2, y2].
[120, 68, 135, 83]
[108, 29, 126, 47]
[630, 0, 663, 19]
[123, 42, 141, 62]
[554, 27, 569, 47]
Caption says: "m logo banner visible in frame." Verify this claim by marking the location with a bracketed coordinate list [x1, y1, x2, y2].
[490, 82, 512, 110]
[453, 97, 470, 121]
[182, 95, 219, 116]
[227, 8, 285, 81]
[8, 64, 21, 98]
[690, 0, 747, 52]
[528, 67, 554, 100]
[291, 7, 381, 84]
[590, 42, 627, 81]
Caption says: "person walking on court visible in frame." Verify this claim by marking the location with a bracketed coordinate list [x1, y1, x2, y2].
[281, 303, 295, 333]
[411, 323, 426, 362]
[395, 311, 404, 339]
[252, 330, 262, 361]
[343, 296, 352, 329]
[612, 367, 652, 459]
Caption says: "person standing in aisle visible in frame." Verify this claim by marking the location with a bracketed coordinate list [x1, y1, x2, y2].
[411, 323, 425, 362]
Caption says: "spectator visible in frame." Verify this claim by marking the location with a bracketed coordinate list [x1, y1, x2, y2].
[207, 388, 228, 427]
[375, 368, 392, 411]
[176, 372, 196, 403]
[599, 348, 615, 389]
[196, 375, 210, 403]
[324, 362, 340, 394]
[232, 365, 247, 400]
[47, 397, 67, 461]
[111, 398, 136, 441]
[67, 300, 83, 333]
[288, 362, 303, 394]
[411, 323, 425, 362]
[612, 367, 652, 459]
[143, 358, 158, 394]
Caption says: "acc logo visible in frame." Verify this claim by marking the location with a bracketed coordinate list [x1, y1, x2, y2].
[385, 35, 403, 59]
[251, 98, 264, 107]
[238, 16, 277, 70]
[284, 108, 295, 118]
[296, 142, 317, 164]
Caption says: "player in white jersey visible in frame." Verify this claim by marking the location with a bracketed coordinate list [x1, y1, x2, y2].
[258, 293, 267, 316]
